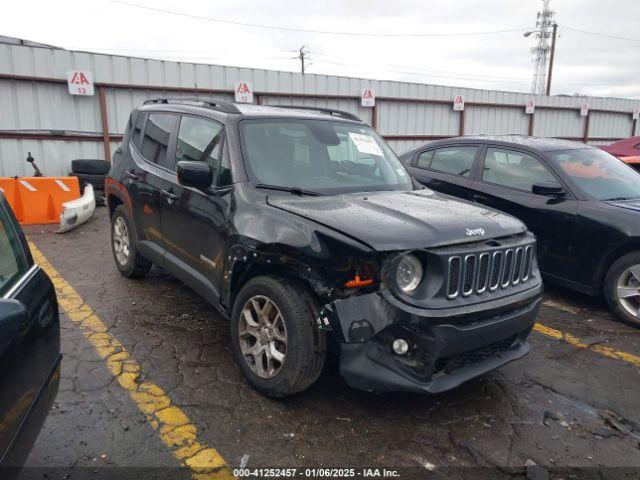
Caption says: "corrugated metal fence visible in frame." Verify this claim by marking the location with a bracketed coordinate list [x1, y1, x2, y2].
[1, 39, 639, 177]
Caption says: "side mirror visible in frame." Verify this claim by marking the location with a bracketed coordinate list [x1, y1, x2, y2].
[176, 161, 213, 190]
[532, 181, 564, 196]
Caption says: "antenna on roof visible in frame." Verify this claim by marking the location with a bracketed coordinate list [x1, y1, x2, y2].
[194, 83, 199, 99]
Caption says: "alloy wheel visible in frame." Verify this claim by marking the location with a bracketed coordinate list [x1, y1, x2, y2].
[113, 216, 131, 266]
[615, 264, 640, 318]
[238, 295, 288, 379]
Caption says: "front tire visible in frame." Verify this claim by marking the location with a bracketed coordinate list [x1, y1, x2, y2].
[604, 251, 640, 328]
[111, 205, 152, 278]
[230, 276, 326, 398]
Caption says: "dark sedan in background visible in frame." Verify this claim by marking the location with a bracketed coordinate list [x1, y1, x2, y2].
[0, 193, 61, 478]
[400, 135, 640, 327]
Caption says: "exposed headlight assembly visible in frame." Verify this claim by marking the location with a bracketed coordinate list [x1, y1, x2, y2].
[395, 254, 424, 293]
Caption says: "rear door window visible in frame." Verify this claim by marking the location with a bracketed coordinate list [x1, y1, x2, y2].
[0, 206, 28, 296]
[482, 147, 557, 192]
[140, 113, 178, 170]
[428, 146, 477, 177]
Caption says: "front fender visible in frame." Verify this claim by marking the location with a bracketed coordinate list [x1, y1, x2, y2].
[221, 243, 336, 311]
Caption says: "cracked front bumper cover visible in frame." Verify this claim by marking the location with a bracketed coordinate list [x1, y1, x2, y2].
[58, 184, 95, 233]
[328, 288, 541, 394]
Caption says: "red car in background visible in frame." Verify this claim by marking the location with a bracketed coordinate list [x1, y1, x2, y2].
[601, 136, 640, 168]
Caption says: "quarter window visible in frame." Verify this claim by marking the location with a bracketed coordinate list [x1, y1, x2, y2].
[482, 147, 558, 192]
[416, 150, 433, 168]
[140, 113, 178, 168]
[131, 112, 145, 148]
[0, 207, 28, 296]
[428, 146, 477, 177]
[176, 116, 225, 185]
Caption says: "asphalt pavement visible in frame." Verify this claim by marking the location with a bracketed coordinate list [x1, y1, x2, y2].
[20, 208, 640, 479]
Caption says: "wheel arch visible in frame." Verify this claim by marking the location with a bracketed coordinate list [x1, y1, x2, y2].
[107, 193, 123, 219]
[222, 245, 335, 312]
[105, 178, 132, 219]
[595, 240, 640, 294]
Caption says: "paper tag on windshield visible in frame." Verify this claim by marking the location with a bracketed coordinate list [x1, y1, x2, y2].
[348, 133, 383, 156]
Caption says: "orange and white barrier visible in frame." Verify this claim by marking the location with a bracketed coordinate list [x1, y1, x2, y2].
[0, 177, 81, 225]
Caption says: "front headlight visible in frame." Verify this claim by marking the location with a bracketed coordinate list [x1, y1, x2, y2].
[396, 254, 424, 293]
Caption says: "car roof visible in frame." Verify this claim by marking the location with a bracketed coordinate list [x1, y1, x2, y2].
[138, 98, 364, 124]
[402, 135, 592, 156]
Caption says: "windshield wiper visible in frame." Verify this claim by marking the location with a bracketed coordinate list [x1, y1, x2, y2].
[604, 196, 639, 201]
[255, 183, 321, 196]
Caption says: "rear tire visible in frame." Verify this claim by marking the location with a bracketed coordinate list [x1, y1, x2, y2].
[110, 205, 151, 278]
[604, 251, 640, 328]
[69, 172, 106, 193]
[230, 276, 326, 398]
[71, 159, 111, 175]
[69, 173, 106, 207]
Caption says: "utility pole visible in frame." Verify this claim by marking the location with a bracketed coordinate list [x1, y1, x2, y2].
[546, 22, 558, 95]
[298, 46, 308, 74]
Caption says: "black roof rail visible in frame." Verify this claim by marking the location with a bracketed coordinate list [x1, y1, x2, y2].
[143, 97, 241, 114]
[274, 105, 362, 122]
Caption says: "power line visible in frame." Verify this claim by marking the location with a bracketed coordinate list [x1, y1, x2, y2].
[108, 0, 640, 43]
[312, 57, 636, 87]
[562, 26, 640, 42]
[109, 0, 528, 37]
[314, 54, 526, 81]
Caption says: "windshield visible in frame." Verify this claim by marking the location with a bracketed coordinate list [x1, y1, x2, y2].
[547, 148, 640, 201]
[240, 119, 412, 194]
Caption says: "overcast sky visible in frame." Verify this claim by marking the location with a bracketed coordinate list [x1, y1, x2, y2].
[1, 0, 639, 98]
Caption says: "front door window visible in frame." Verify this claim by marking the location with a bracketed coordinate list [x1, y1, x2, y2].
[0, 209, 27, 296]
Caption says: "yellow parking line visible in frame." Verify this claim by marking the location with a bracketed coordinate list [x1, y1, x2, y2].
[28, 241, 231, 479]
[533, 323, 640, 368]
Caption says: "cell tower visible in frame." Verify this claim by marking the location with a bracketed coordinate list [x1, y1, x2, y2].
[529, 0, 555, 94]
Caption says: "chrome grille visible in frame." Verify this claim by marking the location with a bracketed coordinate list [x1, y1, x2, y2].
[490, 251, 502, 291]
[522, 245, 532, 281]
[513, 248, 524, 284]
[476, 253, 490, 293]
[446, 244, 534, 299]
[447, 257, 462, 298]
[462, 255, 476, 296]
[501, 249, 514, 288]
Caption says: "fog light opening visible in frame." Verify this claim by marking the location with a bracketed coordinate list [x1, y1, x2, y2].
[392, 338, 410, 355]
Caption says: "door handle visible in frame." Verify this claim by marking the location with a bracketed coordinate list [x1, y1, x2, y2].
[161, 189, 179, 201]
[125, 169, 139, 181]
[473, 194, 488, 202]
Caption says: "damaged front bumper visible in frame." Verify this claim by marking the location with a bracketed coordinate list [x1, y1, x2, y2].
[58, 184, 95, 233]
[325, 286, 541, 394]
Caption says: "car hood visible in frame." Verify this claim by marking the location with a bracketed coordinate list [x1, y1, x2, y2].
[267, 189, 526, 251]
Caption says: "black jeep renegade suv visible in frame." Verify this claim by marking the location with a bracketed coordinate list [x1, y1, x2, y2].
[106, 98, 542, 397]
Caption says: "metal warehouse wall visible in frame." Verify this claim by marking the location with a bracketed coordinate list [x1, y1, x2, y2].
[1, 39, 639, 177]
